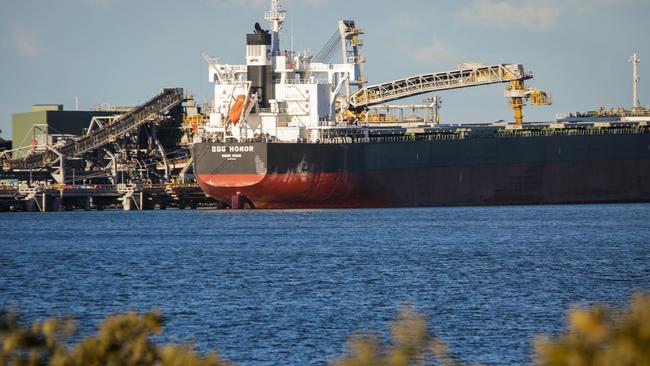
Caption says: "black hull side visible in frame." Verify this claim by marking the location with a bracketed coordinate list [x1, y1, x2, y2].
[193, 132, 650, 208]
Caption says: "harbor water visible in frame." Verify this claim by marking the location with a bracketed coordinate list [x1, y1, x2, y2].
[1, 204, 649, 365]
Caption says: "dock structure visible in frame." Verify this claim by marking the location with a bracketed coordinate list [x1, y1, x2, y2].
[0, 87, 224, 212]
[1, 88, 189, 187]
[0, 183, 222, 212]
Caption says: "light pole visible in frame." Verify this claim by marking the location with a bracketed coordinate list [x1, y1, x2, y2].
[629, 52, 640, 109]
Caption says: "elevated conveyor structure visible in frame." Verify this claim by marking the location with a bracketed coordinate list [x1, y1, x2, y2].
[10, 88, 184, 170]
[348, 63, 532, 108]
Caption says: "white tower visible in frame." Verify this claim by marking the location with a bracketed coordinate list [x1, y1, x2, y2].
[629, 52, 640, 109]
[265, 0, 286, 55]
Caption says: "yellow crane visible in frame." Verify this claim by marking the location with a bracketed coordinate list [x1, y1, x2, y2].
[346, 63, 551, 125]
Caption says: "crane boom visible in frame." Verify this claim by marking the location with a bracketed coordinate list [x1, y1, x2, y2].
[348, 63, 532, 109]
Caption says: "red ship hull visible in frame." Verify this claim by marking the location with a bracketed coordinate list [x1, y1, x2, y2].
[193, 129, 650, 209]
[196, 172, 367, 209]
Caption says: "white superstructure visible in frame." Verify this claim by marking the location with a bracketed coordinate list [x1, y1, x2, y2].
[204, 1, 363, 143]
[201, 0, 549, 143]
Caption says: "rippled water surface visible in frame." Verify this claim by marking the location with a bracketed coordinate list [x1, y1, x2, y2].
[2, 205, 650, 365]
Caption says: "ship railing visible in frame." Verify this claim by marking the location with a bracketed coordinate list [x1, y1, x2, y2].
[559, 108, 650, 119]
[276, 79, 330, 85]
[497, 124, 649, 138]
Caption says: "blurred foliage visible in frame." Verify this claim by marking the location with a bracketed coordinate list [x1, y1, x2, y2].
[535, 293, 650, 366]
[0, 310, 229, 366]
[2, 294, 650, 366]
[331, 305, 463, 366]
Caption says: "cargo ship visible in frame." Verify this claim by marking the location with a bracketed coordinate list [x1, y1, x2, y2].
[192, 0, 650, 209]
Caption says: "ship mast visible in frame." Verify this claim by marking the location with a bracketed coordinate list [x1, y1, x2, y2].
[629, 52, 640, 109]
[265, 0, 285, 55]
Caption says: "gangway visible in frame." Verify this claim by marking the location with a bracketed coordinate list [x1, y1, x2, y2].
[10, 88, 184, 170]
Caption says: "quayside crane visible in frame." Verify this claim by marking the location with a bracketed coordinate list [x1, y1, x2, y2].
[343, 63, 551, 125]
[306, 9, 551, 125]
[301, 10, 551, 125]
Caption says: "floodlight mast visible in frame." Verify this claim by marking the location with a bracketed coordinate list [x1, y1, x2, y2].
[265, 0, 286, 54]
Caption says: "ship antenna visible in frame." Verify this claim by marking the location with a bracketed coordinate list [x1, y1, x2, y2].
[265, 0, 286, 55]
[629, 52, 641, 109]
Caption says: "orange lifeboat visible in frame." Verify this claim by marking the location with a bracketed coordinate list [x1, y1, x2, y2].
[229, 95, 250, 125]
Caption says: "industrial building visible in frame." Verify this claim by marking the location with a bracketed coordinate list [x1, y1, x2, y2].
[3, 89, 197, 186]
[0, 93, 220, 211]
[0, 136, 10, 152]
[11, 105, 118, 158]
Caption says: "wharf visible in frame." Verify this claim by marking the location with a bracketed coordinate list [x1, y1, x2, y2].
[0, 183, 222, 212]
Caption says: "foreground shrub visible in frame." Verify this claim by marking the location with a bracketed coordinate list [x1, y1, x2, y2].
[2, 294, 649, 366]
[331, 305, 462, 366]
[535, 293, 650, 366]
[0, 310, 229, 366]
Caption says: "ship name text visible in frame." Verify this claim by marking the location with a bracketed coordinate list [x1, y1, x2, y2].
[211, 145, 255, 153]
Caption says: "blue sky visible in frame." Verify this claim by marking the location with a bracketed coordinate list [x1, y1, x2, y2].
[1, 0, 648, 139]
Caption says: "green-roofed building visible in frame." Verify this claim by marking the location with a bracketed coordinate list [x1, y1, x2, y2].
[11, 105, 117, 158]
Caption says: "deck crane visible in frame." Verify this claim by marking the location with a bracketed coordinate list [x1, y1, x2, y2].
[344, 63, 551, 125]
[310, 20, 550, 124]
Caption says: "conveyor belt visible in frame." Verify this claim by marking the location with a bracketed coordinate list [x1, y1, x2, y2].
[11, 88, 183, 170]
[348, 64, 531, 109]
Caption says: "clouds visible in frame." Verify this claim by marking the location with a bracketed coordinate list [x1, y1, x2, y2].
[206, 0, 324, 9]
[385, 12, 460, 66]
[81, 0, 113, 7]
[388, 13, 420, 30]
[207, 0, 269, 7]
[459, 0, 560, 32]
[457, 0, 641, 32]
[411, 37, 460, 65]
[587, 0, 636, 4]
[6, 23, 46, 57]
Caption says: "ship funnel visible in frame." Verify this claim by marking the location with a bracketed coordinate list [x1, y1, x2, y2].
[246, 25, 274, 108]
